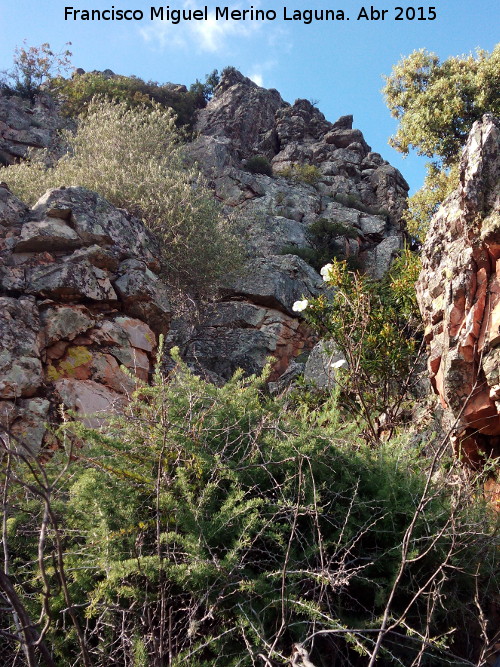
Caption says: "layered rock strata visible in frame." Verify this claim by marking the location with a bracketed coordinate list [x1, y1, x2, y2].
[0, 185, 170, 450]
[417, 115, 500, 473]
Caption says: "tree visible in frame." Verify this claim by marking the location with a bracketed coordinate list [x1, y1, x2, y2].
[383, 44, 500, 238]
[383, 44, 500, 167]
[0, 41, 72, 102]
[189, 68, 221, 102]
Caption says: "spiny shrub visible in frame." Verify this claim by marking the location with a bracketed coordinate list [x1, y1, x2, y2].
[2, 352, 497, 665]
[245, 155, 273, 176]
[3, 98, 243, 292]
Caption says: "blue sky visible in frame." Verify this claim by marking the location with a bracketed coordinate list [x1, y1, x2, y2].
[0, 0, 498, 193]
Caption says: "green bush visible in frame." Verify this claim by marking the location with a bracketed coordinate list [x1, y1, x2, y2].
[302, 252, 423, 439]
[50, 71, 207, 129]
[277, 162, 322, 185]
[245, 155, 273, 176]
[3, 98, 243, 292]
[282, 217, 360, 271]
[1, 352, 497, 665]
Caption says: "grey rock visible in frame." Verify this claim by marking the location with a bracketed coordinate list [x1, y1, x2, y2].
[32, 187, 161, 271]
[114, 261, 171, 334]
[304, 341, 346, 389]
[0, 297, 42, 398]
[0, 398, 50, 453]
[220, 255, 321, 315]
[27, 260, 117, 301]
[13, 217, 82, 252]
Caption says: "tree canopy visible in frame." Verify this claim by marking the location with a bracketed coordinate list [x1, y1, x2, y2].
[383, 44, 500, 167]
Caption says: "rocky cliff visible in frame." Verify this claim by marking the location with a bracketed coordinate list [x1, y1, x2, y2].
[417, 115, 500, 483]
[0, 68, 410, 438]
[177, 68, 409, 383]
[0, 185, 170, 450]
[0, 92, 66, 166]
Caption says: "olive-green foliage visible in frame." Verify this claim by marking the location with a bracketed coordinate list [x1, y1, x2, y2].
[383, 45, 500, 167]
[304, 253, 422, 438]
[50, 71, 207, 129]
[403, 162, 459, 241]
[278, 162, 322, 185]
[3, 98, 243, 291]
[282, 217, 360, 271]
[245, 155, 273, 176]
[2, 355, 497, 665]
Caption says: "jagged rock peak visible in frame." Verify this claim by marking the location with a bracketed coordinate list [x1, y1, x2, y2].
[416, 114, 500, 472]
[196, 68, 371, 162]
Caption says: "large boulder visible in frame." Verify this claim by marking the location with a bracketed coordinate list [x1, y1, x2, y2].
[417, 115, 500, 468]
[0, 185, 171, 450]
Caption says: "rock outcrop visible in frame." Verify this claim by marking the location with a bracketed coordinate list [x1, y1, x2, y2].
[0, 70, 410, 412]
[417, 115, 500, 474]
[180, 69, 409, 382]
[0, 92, 66, 165]
[0, 185, 170, 450]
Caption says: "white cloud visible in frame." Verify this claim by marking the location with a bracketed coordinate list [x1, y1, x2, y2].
[140, 1, 261, 53]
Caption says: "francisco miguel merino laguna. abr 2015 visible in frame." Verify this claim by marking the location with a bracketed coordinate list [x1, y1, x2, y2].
[64, 5, 437, 22]
[64, 6, 350, 23]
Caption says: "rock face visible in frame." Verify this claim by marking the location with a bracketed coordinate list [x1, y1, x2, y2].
[417, 115, 500, 467]
[0, 185, 170, 449]
[0, 70, 410, 424]
[180, 69, 409, 382]
[0, 92, 66, 165]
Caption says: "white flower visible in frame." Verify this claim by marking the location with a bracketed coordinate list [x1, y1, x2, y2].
[330, 358, 348, 369]
[292, 299, 309, 312]
[320, 263, 334, 282]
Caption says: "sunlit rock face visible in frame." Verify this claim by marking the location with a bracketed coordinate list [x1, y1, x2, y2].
[0, 185, 171, 449]
[180, 68, 409, 382]
[417, 115, 500, 469]
[0, 70, 411, 420]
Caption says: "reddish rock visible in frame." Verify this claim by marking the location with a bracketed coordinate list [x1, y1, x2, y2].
[417, 115, 500, 464]
[0, 187, 170, 445]
[54, 379, 126, 428]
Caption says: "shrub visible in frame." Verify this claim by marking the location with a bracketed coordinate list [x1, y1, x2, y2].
[0, 41, 72, 101]
[3, 98, 243, 292]
[282, 217, 360, 271]
[302, 252, 423, 440]
[1, 351, 497, 666]
[277, 162, 322, 185]
[50, 71, 207, 128]
[245, 155, 273, 176]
